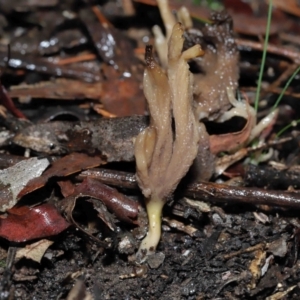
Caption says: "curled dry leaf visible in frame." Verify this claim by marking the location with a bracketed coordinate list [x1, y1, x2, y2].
[58, 178, 138, 247]
[58, 176, 138, 244]
[209, 106, 255, 154]
[74, 178, 139, 224]
[0, 157, 49, 212]
[0, 203, 69, 242]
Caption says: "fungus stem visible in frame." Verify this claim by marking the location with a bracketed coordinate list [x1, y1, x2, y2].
[137, 195, 164, 259]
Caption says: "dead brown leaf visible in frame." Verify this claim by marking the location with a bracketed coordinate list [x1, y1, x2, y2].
[15, 239, 54, 263]
[18, 153, 104, 199]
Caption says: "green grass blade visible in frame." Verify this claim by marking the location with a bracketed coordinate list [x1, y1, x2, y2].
[254, 0, 273, 112]
[273, 66, 300, 109]
[276, 118, 300, 137]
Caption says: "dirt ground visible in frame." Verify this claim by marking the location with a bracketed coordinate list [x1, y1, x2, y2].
[2, 201, 300, 300]
[1, 0, 300, 299]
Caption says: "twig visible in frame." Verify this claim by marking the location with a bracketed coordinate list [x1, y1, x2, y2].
[223, 242, 266, 260]
[236, 38, 300, 64]
[78, 168, 300, 209]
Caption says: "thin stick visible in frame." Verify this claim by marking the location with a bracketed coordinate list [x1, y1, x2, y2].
[78, 168, 300, 209]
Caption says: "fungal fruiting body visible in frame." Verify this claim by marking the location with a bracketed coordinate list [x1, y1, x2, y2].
[134, 23, 204, 261]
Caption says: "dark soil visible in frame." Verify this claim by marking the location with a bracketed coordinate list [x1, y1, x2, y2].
[1, 1, 300, 299]
[4, 202, 300, 300]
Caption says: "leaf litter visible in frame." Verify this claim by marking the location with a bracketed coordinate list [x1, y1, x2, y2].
[1, 0, 300, 299]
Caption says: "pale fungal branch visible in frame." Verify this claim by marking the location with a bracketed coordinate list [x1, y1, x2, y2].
[154, 0, 192, 68]
[156, 0, 176, 41]
[153, 0, 176, 68]
[135, 23, 204, 261]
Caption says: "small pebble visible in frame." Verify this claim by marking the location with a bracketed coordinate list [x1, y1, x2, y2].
[147, 252, 165, 269]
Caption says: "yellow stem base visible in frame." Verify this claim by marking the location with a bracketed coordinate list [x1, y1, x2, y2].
[136, 196, 164, 262]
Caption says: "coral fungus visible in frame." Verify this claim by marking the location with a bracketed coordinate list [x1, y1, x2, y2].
[134, 23, 204, 261]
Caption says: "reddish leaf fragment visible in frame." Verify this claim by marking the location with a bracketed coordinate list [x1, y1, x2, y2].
[18, 153, 104, 199]
[0, 204, 69, 242]
[75, 178, 139, 224]
[57, 180, 76, 198]
[0, 82, 26, 119]
[101, 77, 146, 116]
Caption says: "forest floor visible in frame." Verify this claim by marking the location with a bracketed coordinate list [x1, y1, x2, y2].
[1, 0, 300, 299]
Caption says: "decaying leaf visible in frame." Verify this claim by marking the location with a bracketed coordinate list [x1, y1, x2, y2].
[191, 12, 240, 122]
[87, 198, 117, 232]
[0, 157, 49, 212]
[100, 76, 146, 116]
[18, 153, 104, 199]
[74, 178, 139, 224]
[13, 116, 148, 160]
[57, 178, 138, 246]
[0, 204, 69, 242]
[15, 239, 54, 263]
[209, 98, 256, 154]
